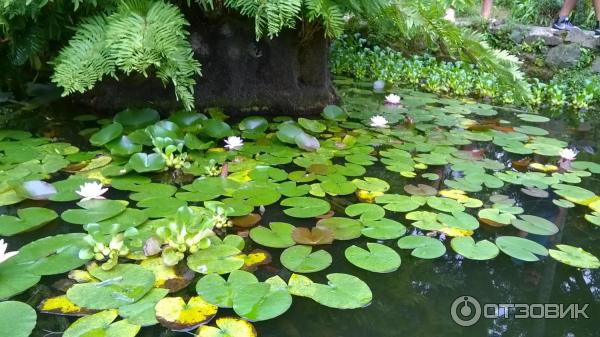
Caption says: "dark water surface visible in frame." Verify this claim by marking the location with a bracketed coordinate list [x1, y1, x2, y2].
[4, 86, 600, 337]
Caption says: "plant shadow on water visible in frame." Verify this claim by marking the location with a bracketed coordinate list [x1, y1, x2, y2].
[2, 80, 600, 337]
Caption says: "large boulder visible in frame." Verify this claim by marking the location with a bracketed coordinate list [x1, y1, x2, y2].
[75, 15, 336, 115]
[523, 26, 562, 46]
[545, 44, 582, 68]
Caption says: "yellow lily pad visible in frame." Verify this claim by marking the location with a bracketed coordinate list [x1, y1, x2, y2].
[140, 258, 195, 293]
[155, 296, 218, 331]
[39, 295, 97, 316]
[437, 226, 474, 237]
[528, 163, 558, 173]
[241, 249, 272, 271]
[355, 189, 383, 203]
[197, 317, 257, 337]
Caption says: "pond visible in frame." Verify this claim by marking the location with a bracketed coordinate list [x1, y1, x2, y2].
[1, 79, 599, 337]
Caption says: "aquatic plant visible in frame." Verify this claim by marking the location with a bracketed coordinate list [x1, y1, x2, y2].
[1, 85, 600, 336]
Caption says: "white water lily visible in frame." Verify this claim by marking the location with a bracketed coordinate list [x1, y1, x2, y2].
[0, 239, 18, 264]
[76, 182, 108, 201]
[370, 115, 389, 128]
[385, 94, 401, 105]
[224, 136, 244, 151]
[559, 148, 578, 161]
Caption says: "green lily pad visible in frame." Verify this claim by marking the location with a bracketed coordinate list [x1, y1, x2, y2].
[61, 199, 128, 225]
[128, 153, 167, 173]
[345, 203, 385, 221]
[89, 122, 123, 146]
[187, 244, 245, 274]
[50, 176, 97, 202]
[511, 215, 559, 236]
[280, 245, 332, 273]
[106, 136, 143, 156]
[118, 288, 169, 326]
[495, 236, 548, 262]
[281, 197, 331, 218]
[298, 118, 326, 133]
[63, 309, 139, 337]
[450, 237, 499, 260]
[67, 264, 155, 310]
[196, 271, 259, 308]
[322, 105, 347, 121]
[0, 207, 58, 236]
[0, 264, 41, 299]
[345, 243, 400, 273]
[0, 301, 36, 337]
[516, 114, 550, 123]
[397, 235, 446, 259]
[114, 108, 160, 129]
[201, 119, 233, 139]
[352, 177, 390, 192]
[9, 233, 88, 275]
[233, 186, 281, 207]
[437, 211, 479, 230]
[548, 244, 600, 269]
[360, 217, 405, 239]
[288, 273, 372, 309]
[427, 197, 465, 213]
[316, 217, 363, 240]
[233, 281, 292, 322]
[249, 222, 296, 248]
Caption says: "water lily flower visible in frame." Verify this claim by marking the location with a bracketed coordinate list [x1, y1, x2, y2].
[385, 94, 402, 105]
[0, 239, 18, 264]
[559, 148, 578, 161]
[224, 136, 244, 151]
[370, 115, 389, 128]
[76, 182, 108, 201]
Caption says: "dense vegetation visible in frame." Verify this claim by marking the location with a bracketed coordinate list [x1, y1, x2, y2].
[0, 0, 527, 109]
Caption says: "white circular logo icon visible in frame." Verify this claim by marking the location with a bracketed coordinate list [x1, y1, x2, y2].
[451, 295, 481, 327]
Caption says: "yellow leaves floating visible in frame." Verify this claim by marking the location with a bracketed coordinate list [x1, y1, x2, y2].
[355, 189, 383, 203]
[155, 296, 218, 331]
[140, 258, 195, 293]
[438, 189, 482, 208]
[197, 317, 257, 337]
[528, 163, 558, 173]
[39, 295, 97, 316]
[241, 249, 272, 271]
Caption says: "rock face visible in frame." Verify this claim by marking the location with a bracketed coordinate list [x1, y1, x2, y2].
[545, 44, 582, 68]
[76, 15, 336, 115]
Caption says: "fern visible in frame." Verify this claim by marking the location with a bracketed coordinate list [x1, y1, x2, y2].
[51, 0, 201, 110]
[224, 0, 302, 39]
[304, 0, 344, 37]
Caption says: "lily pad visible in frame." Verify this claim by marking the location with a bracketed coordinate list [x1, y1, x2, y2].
[495, 236, 548, 262]
[345, 203, 385, 221]
[61, 199, 128, 225]
[0, 301, 36, 337]
[197, 317, 257, 337]
[0, 207, 58, 236]
[89, 122, 123, 146]
[114, 108, 160, 129]
[450, 237, 499, 260]
[316, 217, 363, 240]
[361, 218, 406, 240]
[140, 258, 195, 293]
[511, 215, 559, 236]
[187, 244, 245, 274]
[118, 288, 169, 326]
[67, 264, 155, 310]
[280, 245, 332, 273]
[155, 296, 218, 331]
[128, 153, 167, 173]
[232, 281, 292, 322]
[345, 243, 400, 273]
[548, 244, 600, 269]
[249, 222, 296, 248]
[281, 197, 331, 218]
[63, 309, 140, 337]
[292, 227, 334, 245]
[288, 273, 372, 309]
[39, 294, 97, 316]
[195, 271, 259, 308]
[397, 236, 446, 259]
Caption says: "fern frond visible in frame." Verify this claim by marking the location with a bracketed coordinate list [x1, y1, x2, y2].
[50, 15, 115, 95]
[304, 0, 344, 37]
[225, 0, 302, 39]
[51, 0, 201, 110]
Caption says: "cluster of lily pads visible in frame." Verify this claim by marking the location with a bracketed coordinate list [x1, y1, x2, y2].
[331, 34, 600, 112]
[1, 86, 600, 337]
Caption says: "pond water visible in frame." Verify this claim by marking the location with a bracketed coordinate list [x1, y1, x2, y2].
[2, 79, 600, 337]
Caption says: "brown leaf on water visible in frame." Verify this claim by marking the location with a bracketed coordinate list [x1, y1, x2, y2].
[292, 227, 334, 245]
[511, 157, 531, 172]
[231, 213, 262, 228]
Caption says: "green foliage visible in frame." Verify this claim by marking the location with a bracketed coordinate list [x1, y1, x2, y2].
[50, 0, 201, 110]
